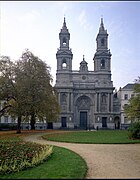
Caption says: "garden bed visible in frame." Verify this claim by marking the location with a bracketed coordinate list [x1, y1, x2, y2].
[0, 135, 53, 175]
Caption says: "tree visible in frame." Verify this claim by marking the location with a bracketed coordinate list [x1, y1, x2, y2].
[0, 56, 23, 133]
[0, 50, 60, 132]
[124, 77, 140, 139]
[124, 76, 140, 122]
[15, 50, 60, 129]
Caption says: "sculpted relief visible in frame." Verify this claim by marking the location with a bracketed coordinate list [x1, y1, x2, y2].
[76, 95, 91, 110]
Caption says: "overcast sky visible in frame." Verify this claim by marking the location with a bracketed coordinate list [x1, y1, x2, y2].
[1, 1, 140, 90]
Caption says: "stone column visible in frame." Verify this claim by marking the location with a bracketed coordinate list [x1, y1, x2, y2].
[58, 92, 61, 123]
[107, 93, 110, 112]
[95, 93, 98, 112]
[67, 93, 69, 112]
[71, 93, 73, 113]
[111, 93, 113, 112]
[58, 92, 61, 104]
[99, 93, 101, 112]
[69, 93, 71, 112]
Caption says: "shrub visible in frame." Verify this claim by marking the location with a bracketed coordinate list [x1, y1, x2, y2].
[128, 121, 140, 139]
[0, 139, 53, 175]
[0, 123, 17, 130]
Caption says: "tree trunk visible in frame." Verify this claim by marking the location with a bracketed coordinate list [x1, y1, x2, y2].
[16, 116, 21, 134]
[30, 113, 36, 130]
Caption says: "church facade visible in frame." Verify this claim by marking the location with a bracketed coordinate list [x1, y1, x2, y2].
[54, 18, 120, 130]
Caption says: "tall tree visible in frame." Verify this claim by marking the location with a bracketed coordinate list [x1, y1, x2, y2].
[16, 50, 60, 129]
[124, 76, 140, 121]
[0, 56, 24, 133]
[0, 50, 60, 132]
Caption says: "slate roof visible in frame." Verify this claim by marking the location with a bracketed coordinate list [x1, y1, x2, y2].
[122, 83, 135, 90]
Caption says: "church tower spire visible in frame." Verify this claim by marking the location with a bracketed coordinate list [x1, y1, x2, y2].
[99, 18, 105, 32]
[63, 17, 66, 28]
[61, 17, 68, 33]
[93, 18, 112, 72]
[96, 17, 108, 51]
[56, 17, 73, 75]
[59, 17, 70, 49]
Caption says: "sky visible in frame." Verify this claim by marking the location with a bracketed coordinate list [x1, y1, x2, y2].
[1, 1, 140, 90]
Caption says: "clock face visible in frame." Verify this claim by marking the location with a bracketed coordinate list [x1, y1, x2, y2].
[82, 75, 86, 80]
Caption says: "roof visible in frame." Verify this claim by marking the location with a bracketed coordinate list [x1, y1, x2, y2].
[122, 83, 135, 90]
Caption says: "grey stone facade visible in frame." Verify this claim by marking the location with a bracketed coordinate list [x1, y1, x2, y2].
[54, 18, 120, 130]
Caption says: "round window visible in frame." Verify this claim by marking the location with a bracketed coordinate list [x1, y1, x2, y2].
[82, 76, 86, 80]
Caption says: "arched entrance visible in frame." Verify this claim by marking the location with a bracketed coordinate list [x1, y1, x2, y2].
[76, 95, 92, 129]
[114, 116, 120, 129]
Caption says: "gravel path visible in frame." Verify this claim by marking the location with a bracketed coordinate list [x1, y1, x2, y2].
[24, 132, 140, 179]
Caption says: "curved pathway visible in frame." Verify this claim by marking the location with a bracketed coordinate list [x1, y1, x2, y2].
[24, 132, 140, 179]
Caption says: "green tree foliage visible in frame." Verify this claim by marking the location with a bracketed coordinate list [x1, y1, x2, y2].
[17, 50, 60, 129]
[0, 56, 23, 133]
[0, 56, 15, 100]
[0, 50, 60, 132]
[128, 121, 140, 139]
[124, 76, 140, 122]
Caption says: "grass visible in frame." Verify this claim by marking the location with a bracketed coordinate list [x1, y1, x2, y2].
[1, 129, 139, 179]
[0, 130, 87, 179]
[0, 146, 87, 179]
[42, 130, 140, 144]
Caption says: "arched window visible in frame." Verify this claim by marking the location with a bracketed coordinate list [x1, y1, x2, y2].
[62, 37, 67, 46]
[101, 38, 104, 46]
[62, 59, 67, 69]
[62, 62, 67, 69]
[101, 59, 105, 69]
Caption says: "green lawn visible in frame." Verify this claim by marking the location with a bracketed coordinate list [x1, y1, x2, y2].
[42, 130, 140, 144]
[0, 132, 87, 179]
[0, 146, 87, 179]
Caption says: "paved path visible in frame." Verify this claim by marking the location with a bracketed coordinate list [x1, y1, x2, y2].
[24, 132, 140, 179]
